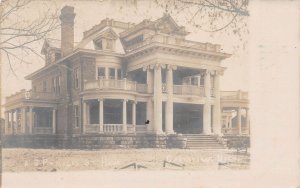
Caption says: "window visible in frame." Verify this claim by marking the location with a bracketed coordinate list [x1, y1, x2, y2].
[109, 68, 115, 79]
[94, 40, 103, 50]
[97, 67, 105, 79]
[117, 69, 121, 79]
[52, 78, 56, 92]
[43, 81, 47, 92]
[210, 75, 214, 88]
[126, 35, 143, 46]
[55, 52, 61, 61]
[54, 76, 61, 93]
[192, 77, 198, 86]
[73, 68, 79, 89]
[106, 39, 113, 50]
[74, 105, 79, 127]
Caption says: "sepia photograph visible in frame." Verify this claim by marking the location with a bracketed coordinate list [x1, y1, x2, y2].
[0, 0, 299, 187]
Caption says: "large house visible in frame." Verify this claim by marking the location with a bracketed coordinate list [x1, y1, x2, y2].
[4, 6, 249, 148]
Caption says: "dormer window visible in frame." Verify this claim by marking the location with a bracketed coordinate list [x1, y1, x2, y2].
[94, 40, 103, 50]
[93, 28, 118, 51]
[55, 52, 61, 61]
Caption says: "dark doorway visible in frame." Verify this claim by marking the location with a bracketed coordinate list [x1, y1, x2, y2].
[173, 103, 203, 134]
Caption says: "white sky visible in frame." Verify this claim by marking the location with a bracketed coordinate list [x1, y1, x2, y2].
[1, 0, 249, 102]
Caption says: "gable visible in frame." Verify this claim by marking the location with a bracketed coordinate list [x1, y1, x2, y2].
[94, 27, 118, 41]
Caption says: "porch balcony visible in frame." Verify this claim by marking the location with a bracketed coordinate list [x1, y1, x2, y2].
[221, 91, 248, 100]
[173, 84, 205, 97]
[84, 78, 209, 97]
[84, 79, 148, 93]
[5, 89, 59, 104]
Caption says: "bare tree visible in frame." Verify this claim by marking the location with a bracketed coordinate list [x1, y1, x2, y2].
[154, 0, 249, 33]
[0, 0, 60, 72]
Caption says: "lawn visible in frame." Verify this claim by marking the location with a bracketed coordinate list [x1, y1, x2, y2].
[2, 148, 250, 172]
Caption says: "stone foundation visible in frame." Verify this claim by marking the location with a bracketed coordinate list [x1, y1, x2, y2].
[3, 133, 187, 149]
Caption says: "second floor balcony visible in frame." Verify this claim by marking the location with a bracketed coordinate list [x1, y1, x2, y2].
[84, 78, 210, 97]
[84, 79, 148, 93]
[5, 89, 59, 105]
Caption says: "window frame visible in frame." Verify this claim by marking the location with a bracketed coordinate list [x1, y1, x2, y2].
[73, 68, 79, 89]
[74, 105, 80, 128]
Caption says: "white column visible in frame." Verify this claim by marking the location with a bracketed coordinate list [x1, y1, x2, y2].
[203, 70, 211, 134]
[11, 110, 15, 135]
[246, 108, 250, 135]
[237, 107, 242, 135]
[21, 108, 26, 134]
[204, 70, 211, 98]
[146, 66, 154, 93]
[122, 99, 127, 133]
[114, 68, 118, 80]
[165, 65, 176, 134]
[145, 66, 154, 132]
[5, 112, 9, 135]
[203, 103, 211, 134]
[153, 64, 163, 134]
[229, 116, 232, 129]
[212, 72, 222, 135]
[105, 67, 109, 79]
[86, 102, 90, 125]
[29, 107, 33, 134]
[82, 101, 87, 133]
[132, 101, 136, 132]
[99, 99, 104, 133]
[52, 108, 56, 134]
[146, 99, 153, 132]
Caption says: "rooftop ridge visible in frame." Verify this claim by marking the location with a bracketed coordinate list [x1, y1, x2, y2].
[83, 18, 135, 39]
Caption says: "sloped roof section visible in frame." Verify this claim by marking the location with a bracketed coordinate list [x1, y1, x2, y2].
[41, 38, 61, 55]
[120, 14, 189, 38]
[75, 26, 126, 54]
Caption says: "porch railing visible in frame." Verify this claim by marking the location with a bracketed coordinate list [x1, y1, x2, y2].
[103, 124, 123, 133]
[173, 85, 205, 97]
[221, 91, 248, 100]
[84, 79, 148, 93]
[85, 124, 147, 134]
[6, 89, 58, 104]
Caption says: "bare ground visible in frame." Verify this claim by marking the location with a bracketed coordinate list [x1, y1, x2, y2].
[2, 148, 250, 172]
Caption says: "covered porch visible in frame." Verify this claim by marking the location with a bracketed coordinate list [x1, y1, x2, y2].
[4, 90, 59, 135]
[83, 99, 147, 134]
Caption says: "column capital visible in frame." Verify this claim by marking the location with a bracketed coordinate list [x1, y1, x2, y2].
[167, 64, 177, 70]
[150, 63, 166, 70]
[142, 65, 150, 72]
[131, 100, 137, 104]
[205, 69, 213, 75]
[211, 70, 224, 76]
[97, 98, 104, 102]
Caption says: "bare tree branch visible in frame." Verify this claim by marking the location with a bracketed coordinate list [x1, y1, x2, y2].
[0, 0, 59, 73]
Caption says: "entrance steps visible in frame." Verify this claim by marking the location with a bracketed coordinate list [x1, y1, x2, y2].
[184, 134, 226, 149]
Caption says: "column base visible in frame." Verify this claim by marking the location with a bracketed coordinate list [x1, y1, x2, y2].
[165, 131, 175, 135]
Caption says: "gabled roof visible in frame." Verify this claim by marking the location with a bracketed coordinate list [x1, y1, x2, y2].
[41, 38, 61, 55]
[120, 14, 189, 38]
[93, 27, 119, 41]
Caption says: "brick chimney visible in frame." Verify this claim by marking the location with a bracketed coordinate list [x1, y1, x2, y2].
[59, 6, 76, 57]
